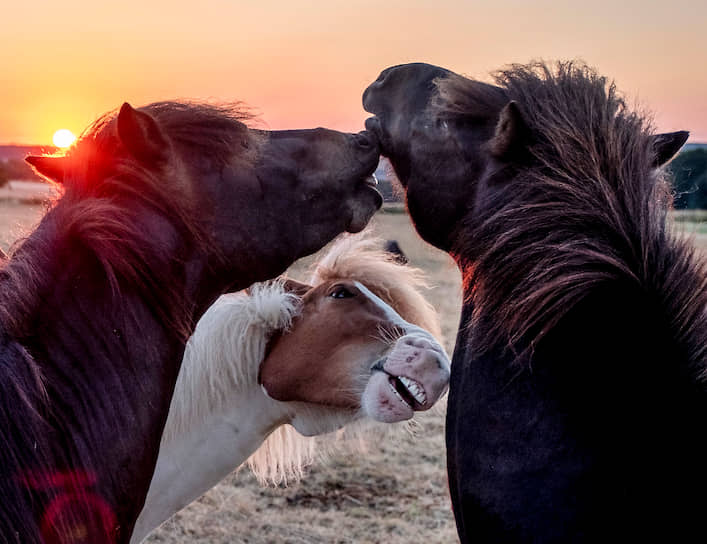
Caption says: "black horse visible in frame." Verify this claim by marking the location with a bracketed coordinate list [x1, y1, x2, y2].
[364, 62, 707, 542]
[384, 239, 408, 264]
[0, 101, 380, 542]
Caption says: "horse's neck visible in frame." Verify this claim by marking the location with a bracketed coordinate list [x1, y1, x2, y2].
[449, 281, 707, 541]
[132, 284, 299, 542]
[0, 209, 215, 541]
[131, 388, 288, 543]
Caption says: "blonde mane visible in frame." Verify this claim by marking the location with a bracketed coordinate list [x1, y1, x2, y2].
[247, 233, 442, 485]
[309, 234, 442, 341]
[162, 233, 441, 486]
[162, 280, 301, 443]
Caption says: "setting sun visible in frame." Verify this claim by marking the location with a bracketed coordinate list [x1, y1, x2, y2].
[52, 129, 76, 149]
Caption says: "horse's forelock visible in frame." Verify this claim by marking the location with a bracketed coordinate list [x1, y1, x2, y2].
[309, 233, 443, 342]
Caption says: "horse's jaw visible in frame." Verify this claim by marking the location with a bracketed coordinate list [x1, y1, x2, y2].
[287, 402, 361, 437]
[361, 331, 451, 424]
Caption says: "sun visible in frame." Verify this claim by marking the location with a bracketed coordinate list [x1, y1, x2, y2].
[52, 129, 76, 149]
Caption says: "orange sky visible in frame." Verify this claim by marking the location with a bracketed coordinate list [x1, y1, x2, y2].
[1, 0, 705, 144]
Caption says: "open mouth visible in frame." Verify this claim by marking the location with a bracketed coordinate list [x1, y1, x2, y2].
[358, 173, 383, 210]
[387, 375, 427, 409]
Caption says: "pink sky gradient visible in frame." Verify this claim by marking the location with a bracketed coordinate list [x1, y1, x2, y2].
[1, 0, 705, 144]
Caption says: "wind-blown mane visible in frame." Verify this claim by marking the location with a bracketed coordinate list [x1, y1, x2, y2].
[0, 101, 257, 539]
[250, 234, 442, 483]
[1, 102, 254, 342]
[310, 234, 442, 340]
[437, 61, 707, 369]
[164, 281, 301, 440]
[162, 234, 442, 485]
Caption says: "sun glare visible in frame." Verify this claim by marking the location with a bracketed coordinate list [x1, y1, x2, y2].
[52, 129, 76, 149]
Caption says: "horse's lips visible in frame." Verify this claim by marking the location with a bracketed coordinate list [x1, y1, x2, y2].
[365, 117, 384, 146]
[362, 371, 415, 423]
[358, 175, 384, 209]
[364, 116, 381, 136]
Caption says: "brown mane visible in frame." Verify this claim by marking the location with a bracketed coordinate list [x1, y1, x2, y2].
[438, 61, 707, 370]
[0, 102, 254, 342]
[308, 234, 442, 341]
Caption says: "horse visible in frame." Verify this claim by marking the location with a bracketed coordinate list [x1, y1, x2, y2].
[131, 235, 450, 542]
[384, 239, 408, 264]
[0, 100, 381, 543]
[363, 62, 707, 542]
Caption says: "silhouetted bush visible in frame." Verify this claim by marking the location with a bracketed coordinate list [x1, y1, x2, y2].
[670, 149, 707, 209]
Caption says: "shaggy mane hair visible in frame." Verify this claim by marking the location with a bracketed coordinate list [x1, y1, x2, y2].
[1, 101, 254, 342]
[161, 233, 441, 485]
[437, 61, 707, 371]
[310, 234, 442, 340]
[0, 101, 256, 539]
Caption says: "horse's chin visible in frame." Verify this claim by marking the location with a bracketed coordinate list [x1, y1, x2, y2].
[347, 187, 383, 233]
[361, 371, 415, 423]
[290, 404, 360, 437]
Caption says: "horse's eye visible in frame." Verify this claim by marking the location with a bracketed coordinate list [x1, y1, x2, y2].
[330, 286, 355, 299]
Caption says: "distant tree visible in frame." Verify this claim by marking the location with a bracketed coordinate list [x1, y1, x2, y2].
[1, 158, 44, 183]
[669, 149, 707, 209]
[0, 162, 7, 188]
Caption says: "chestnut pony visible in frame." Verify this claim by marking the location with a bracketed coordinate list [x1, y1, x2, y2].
[131, 236, 450, 542]
[364, 62, 707, 542]
[0, 101, 380, 542]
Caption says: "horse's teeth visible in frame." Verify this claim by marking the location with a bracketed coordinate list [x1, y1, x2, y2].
[399, 376, 427, 406]
[388, 381, 410, 407]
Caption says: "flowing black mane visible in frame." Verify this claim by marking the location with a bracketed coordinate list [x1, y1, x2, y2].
[438, 62, 707, 370]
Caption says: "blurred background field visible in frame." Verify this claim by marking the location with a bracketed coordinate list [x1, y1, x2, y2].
[1, 199, 705, 543]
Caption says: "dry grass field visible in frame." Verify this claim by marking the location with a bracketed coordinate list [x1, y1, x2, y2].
[1, 199, 706, 543]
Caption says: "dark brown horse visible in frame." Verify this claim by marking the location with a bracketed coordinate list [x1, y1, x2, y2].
[0, 101, 381, 543]
[364, 62, 707, 542]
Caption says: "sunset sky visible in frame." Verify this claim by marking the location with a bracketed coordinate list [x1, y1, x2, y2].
[1, 0, 705, 144]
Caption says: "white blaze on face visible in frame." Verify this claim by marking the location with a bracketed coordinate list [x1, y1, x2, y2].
[353, 281, 450, 423]
[352, 281, 426, 336]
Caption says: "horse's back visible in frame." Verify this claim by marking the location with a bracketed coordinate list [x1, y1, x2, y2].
[447, 283, 707, 542]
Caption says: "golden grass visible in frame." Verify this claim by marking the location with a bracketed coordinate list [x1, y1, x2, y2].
[0, 200, 46, 252]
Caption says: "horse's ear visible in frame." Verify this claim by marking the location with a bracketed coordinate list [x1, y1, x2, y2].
[280, 278, 312, 298]
[490, 101, 529, 160]
[651, 131, 689, 167]
[25, 155, 68, 183]
[116, 102, 169, 164]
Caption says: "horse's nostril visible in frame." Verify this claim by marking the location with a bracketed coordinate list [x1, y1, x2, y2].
[354, 132, 375, 150]
[376, 69, 391, 85]
[403, 336, 433, 350]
